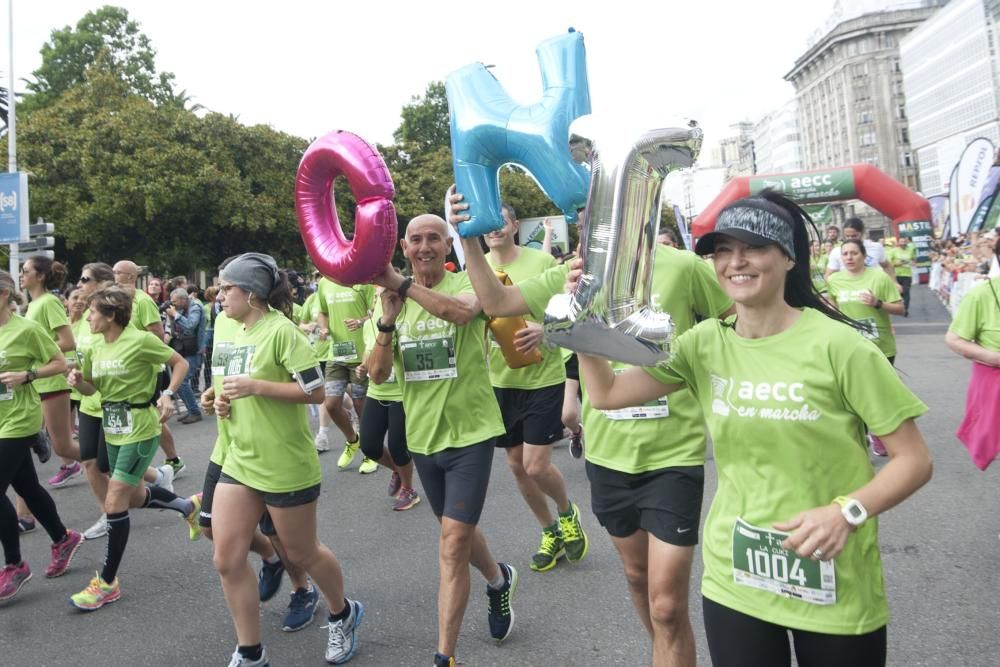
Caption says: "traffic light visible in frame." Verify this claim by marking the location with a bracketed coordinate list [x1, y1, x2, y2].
[18, 220, 55, 262]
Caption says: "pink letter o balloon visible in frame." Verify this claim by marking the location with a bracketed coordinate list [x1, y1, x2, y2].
[295, 130, 397, 285]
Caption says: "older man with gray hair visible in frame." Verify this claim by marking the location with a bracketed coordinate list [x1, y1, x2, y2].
[165, 287, 205, 424]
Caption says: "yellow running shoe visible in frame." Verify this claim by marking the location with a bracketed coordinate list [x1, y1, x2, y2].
[71, 573, 121, 611]
[558, 502, 589, 563]
[186, 493, 203, 541]
[358, 457, 379, 474]
[337, 437, 360, 470]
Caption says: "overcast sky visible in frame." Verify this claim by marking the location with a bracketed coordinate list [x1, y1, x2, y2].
[6, 0, 837, 152]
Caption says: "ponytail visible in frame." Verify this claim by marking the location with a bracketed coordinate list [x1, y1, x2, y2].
[268, 270, 295, 321]
[28, 256, 69, 292]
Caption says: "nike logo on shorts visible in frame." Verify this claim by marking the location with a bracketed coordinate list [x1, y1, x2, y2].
[676, 527, 691, 533]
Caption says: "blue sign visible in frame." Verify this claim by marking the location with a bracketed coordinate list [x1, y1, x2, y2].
[0, 172, 28, 244]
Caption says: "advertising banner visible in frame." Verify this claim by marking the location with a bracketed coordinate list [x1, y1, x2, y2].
[0, 173, 29, 245]
[953, 137, 995, 234]
[749, 169, 855, 203]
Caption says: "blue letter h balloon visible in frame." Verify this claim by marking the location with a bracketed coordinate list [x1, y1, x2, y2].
[447, 29, 592, 238]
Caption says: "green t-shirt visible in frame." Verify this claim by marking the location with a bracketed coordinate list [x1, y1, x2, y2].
[25, 292, 71, 394]
[888, 245, 915, 278]
[317, 278, 373, 365]
[486, 247, 565, 390]
[292, 302, 304, 325]
[826, 268, 901, 358]
[0, 315, 60, 438]
[645, 308, 927, 635]
[208, 312, 241, 466]
[221, 310, 322, 493]
[83, 327, 174, 446]
[393, 271, 504, 455]
[518, 246, 733, 473]
[71, 313, 103, 418]
[130, 289, 163, 332]
[363, 297, 403, 402]
[949, 277, 1000, 352]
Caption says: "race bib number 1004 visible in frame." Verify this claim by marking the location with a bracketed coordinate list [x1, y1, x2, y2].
[731, 518, 836, 605]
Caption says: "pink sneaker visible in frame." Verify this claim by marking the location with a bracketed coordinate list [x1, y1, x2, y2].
[387, 471, 401, 498]
[46, 529, 83, 578]
[48, 462, 82, 488]
[0, 561, 32, 602]
[869, 434, 888, 457]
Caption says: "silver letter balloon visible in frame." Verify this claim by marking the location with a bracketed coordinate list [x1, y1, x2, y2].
[543, 122, 703, 366]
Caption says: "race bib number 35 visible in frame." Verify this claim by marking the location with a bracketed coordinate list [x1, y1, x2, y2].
[731, 518, 836, 606]
[401, 337, 457, 381]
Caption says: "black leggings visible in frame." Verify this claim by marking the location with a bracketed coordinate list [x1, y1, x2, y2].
[0, 436, 69, 565]
[359, 399, 410, 467]
[78, 412, 110, 473]
[703, 596, 886, 667]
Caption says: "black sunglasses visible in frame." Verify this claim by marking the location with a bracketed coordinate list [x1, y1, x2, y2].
[79, 276, 93, 283]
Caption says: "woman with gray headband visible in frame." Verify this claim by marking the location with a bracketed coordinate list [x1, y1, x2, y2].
[208, 253, 364, 667]
[573, 191, 933, 666]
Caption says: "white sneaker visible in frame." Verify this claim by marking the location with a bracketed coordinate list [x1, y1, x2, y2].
[84, 514, 108, 540]
[315, 430, 330, 453]
[152, 464, 175, 494]
[227, 647, 269, 666]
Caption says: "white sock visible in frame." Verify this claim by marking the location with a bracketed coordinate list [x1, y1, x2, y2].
[318, 426, 329, 435]
[487, 568, 505, 590]
[154, 468, 165, 486]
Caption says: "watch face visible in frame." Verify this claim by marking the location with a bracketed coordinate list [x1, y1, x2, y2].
[847, 504, 865, 519]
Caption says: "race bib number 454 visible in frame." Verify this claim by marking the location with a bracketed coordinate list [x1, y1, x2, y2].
[731, 518, 836, 606]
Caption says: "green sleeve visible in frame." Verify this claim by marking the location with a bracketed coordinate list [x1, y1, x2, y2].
[948, 290, 980, 341]
[278, 322, 321, 375]
[140, 331, 175, 365]
[519, 264, 568, 321]
[316, 282, 329, 315]
[42, 296, 71, 334]
[135, 297, 161, 330]
[643, 325, 696, 388]
[837, 340, 927, 436]
[689, 254, 733, 318]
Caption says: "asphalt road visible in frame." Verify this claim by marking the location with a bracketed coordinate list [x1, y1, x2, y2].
[2, 285, 996, 666]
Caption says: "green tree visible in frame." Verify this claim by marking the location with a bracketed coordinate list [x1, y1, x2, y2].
[9, 70, 308, 276]
[22, 5, 175, 113]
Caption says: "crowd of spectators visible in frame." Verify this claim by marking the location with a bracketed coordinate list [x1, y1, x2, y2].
[928, 230, 1000, 314]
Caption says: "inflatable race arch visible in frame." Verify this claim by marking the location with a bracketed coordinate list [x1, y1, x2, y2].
[692, 165, 933, 280]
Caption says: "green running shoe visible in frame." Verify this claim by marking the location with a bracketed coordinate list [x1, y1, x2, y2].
[558, 502, 589, 563]
[530, 525, 565, 572]
[337, 438, 360, 470]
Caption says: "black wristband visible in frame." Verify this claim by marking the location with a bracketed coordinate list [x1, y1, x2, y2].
[874, 299, 883, 309]
[25, 369, 37, 384]
[376, 318, 396, 333]
[397, 277, 414, 301]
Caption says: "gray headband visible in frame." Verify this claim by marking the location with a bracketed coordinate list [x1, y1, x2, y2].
[220, 253, 280, 298]
[696, 200, 796, 259]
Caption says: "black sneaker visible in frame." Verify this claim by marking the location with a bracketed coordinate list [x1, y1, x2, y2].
[433, 653, 456, 666]
[569, 427, 583, 460]
[486, 562, 518, 642]
[32, 431, 52, 464]
[258, 559, 285, 602]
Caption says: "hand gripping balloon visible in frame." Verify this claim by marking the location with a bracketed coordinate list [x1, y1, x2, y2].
[446, 28, 591, 238]
[544, 121, 703, 366]
[295, 130, 398, 286]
